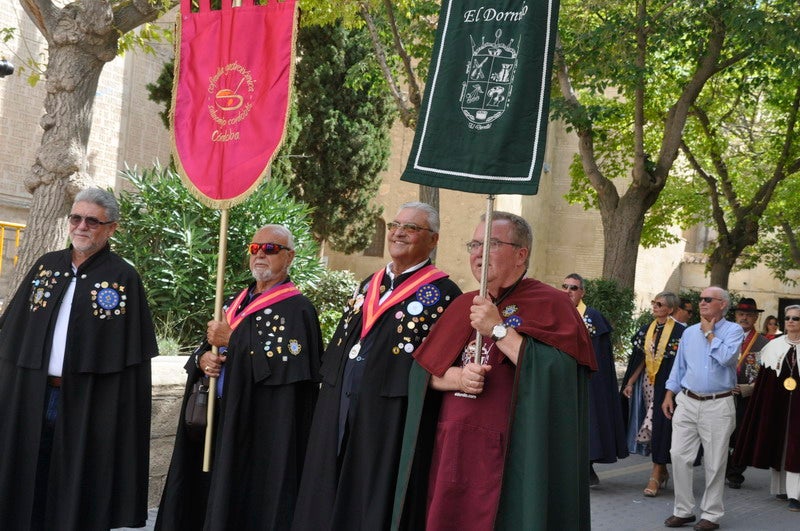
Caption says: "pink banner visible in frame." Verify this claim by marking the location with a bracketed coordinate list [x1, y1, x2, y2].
[172, 0, 296, 208]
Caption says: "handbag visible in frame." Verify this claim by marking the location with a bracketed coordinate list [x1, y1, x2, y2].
[185, 376, 209, 439]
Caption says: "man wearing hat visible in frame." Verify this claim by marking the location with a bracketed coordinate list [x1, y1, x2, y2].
[727, 297, 769, 489]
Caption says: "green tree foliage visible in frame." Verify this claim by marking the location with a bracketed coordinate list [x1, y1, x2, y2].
[112, 164, 324, 347]
[582, 277, 635, 360]
[742, 175, 800, 285]
[300, 0, 441, 209]
[286, 22, 395, 253]
[553, 0, 791, 289]
[645, 21, 800, 288]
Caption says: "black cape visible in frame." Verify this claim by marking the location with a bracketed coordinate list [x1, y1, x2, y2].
[156, 283, 323, 531]
[0, 245, 157, 530]
[584, 306, 629, 463]
[292, 266, 461, 531]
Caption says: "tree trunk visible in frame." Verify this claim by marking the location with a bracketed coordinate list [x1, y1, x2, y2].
[5, 9, 118, 300]
[419, 184, 439, 212]
[708, 243, 735, 289]
[598, 195, 649, 290]
[419, 185, 439, 261]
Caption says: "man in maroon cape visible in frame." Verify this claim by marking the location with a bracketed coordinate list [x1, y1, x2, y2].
[392, 211, 596, 530]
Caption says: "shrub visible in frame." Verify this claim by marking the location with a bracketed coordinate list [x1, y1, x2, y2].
[582, 278, 635, 361]
[112, 164, 324, 347]
[302, 268, 360, 345]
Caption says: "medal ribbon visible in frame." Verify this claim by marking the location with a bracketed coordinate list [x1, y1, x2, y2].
[225, 282, 301, 331]
[360, 265, 447, 340]
[736, 330, 759, 372]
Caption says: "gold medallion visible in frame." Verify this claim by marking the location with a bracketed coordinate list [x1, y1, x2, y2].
[784, 376, 797, 391]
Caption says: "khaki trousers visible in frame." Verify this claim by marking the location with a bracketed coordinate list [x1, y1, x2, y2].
[670, 391, 736, 523]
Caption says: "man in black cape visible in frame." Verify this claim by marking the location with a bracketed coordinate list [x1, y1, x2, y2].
[156, 224, 322, 530]
[562, 273, 628, 486]
[0, 188, 158, 531]
[292, 202, 461, 530]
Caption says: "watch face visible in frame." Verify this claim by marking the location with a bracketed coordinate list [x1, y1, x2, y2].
[492, 324, 507, 339]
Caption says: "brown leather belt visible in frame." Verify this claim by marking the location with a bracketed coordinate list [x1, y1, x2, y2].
[47, 376, 62, 388]
[684, 389, 732, 401]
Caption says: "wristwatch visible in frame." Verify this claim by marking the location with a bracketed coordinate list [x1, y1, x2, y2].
[703, 329, 713, 338]
[491, 323, 509, 342]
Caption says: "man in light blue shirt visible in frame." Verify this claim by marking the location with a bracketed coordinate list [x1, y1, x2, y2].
[662, 286, 743, 531]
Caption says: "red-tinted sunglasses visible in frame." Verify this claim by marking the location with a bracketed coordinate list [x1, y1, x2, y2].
[248, 242, 291, 255]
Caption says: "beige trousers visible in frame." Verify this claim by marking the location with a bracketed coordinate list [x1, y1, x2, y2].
[670, 391, 736, 523]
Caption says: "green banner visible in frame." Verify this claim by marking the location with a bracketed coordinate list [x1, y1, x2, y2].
[401, 0, 559, 195]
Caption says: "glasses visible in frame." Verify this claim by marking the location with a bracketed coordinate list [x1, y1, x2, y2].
[699, 296, 722, 303]
[561, 284, 581, 291]
[248, 242, 291, 255]
[67, 214, 114, 229]
[465, 239, 521, 253]
[785, 316, 800, 322]
[651, 300, 665, 308]
[386, 221, 434, 233]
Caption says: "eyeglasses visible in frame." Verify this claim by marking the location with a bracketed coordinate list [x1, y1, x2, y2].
[465, 239, 521, 253]
[651, 300, 665, 308]
[561, 284, 581, 291]
[699, 296, 722, 303]
[785, 316, 800, 322]
[67, 214, 114, 229]
[386, 221, 434, 233]
[248, 242, 291, 255]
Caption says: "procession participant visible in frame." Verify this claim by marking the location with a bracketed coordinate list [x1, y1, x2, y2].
[621, 292, 685, 497]
[725, 298, 768, 489]
[0, 188, 158, 531]
[292, 202, 461, 531]
[392, 212, 596, 531]
[156, 224, 323, 531]
[562, 273, 628, 487]
[662, 287, 742, 531]
[734, 305, 800, 512]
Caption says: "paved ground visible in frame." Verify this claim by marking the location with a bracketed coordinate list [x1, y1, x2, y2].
[125, 452, 797, 530]
[590, 453, 797, 530]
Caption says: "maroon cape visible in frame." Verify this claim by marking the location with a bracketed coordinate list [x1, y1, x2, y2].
[415, 278, 596, 375]
[734, 341, 800, 472]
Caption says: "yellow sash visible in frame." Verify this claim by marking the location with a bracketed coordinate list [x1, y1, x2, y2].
[644, 318, 676, 385]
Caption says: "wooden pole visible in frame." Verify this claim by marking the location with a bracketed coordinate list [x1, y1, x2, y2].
[473, 195, 495, 364]
[203, 208, 229, 471]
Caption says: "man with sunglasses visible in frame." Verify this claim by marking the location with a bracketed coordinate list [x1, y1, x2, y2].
[0, 188, 158, 530]
[293, 202, 461, 531]
[392, 212, 596, 530]
[157, 224, 323, 530]
[562, 273, 628, 487]
[674, 298, 695, 326]
[662, 287, 743, 531]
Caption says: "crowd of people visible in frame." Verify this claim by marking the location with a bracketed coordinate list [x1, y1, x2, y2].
[0, 188, 797, 531]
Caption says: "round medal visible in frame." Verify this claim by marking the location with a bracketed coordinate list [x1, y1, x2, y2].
[784, 376, 797, 391]
[349, 343, 361, 359]
[407, 301, 424, 316]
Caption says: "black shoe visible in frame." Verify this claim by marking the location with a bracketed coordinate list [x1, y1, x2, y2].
[777, 494, 789, 500]
[589, 465, 600, 487]
[726, 479, 742, 489]
[789, 499, 800, 512]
